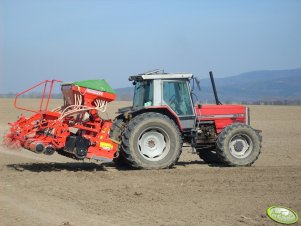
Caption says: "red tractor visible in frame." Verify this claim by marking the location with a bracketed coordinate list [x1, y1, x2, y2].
[4, 70, 262, 169]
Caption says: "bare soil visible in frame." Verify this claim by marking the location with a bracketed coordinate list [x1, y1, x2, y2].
[0, 98, 300, 226]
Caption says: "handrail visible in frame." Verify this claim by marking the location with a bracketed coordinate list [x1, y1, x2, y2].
[14, 79, 62, 113]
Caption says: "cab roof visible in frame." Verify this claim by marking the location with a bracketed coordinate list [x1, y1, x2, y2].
[129, 69, 193, 81]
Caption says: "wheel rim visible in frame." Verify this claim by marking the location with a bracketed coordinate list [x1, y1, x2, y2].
[137, 128, 170, 161]
[229, 134, 253, 159]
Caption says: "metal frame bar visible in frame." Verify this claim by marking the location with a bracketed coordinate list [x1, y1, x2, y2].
[14, 79, 62, 113]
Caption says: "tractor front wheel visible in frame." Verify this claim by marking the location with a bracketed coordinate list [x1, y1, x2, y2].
[120, 112, 182, 169]
[216, 123, 262, 166]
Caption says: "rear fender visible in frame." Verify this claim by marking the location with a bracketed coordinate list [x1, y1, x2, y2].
[130, 106, 183, 131]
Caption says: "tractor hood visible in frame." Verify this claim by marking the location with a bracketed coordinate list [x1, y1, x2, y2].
[195, 104, 248, 132]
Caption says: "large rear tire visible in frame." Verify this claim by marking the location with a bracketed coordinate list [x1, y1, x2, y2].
[109, 118, 128, 166]
[216, 123, 262, 166]
[120, 112, 182, 169]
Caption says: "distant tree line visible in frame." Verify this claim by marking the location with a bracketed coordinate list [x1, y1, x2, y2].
[1, 93, 301, 105]
[223, 100, 301, 105]
[0, 92, 129, 100]
[0, 93, 63, 99]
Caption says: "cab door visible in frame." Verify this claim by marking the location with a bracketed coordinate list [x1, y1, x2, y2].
[162, 80, 196, 129]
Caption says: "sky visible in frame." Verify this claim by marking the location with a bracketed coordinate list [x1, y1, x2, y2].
[0, 0, 301, 93]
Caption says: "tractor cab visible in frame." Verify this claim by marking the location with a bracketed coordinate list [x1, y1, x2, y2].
[129, 70, 196, 129]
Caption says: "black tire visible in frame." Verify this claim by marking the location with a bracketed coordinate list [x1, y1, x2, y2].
[198, 147, 224, 165]
[109, 117, 129, 166]
[216, 123, 262, 166]
[120, 112, 182, 169]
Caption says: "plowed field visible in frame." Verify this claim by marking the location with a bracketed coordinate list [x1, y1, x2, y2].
[1, 99, 300, 225]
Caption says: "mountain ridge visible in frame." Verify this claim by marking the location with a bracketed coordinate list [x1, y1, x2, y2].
[1, 68, 300, 103]
[115, 68, 301, 102]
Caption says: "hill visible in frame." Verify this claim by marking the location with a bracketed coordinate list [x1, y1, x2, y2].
[115, 68, 301, 103]
[1, 68, 300, 104]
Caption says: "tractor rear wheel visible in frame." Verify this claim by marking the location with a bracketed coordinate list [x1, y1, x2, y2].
[120, 112, 182, 169]
[109, 117, 128, 166]
[216, 123, 262, 166]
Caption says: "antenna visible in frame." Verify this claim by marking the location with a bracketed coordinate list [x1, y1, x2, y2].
[140, 69, 161, 75]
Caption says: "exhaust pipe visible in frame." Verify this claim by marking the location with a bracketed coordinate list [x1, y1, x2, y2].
[209, 71, 222, 105]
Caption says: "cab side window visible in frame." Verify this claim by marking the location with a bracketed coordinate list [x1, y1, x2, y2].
[133, 81, 153, 108]
[163, 81, 193, 116]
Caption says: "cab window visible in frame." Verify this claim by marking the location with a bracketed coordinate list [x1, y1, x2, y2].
[133, 81, 153, 108]
[163, 81, 193, 116]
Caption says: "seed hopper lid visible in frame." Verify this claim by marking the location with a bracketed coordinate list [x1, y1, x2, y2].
[64, 79, 116, 94]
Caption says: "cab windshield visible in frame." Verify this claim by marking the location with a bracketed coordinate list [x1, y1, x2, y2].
[133, 81, 153, 108]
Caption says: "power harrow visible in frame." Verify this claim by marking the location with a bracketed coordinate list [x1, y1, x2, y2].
[3, 79, 119, 161]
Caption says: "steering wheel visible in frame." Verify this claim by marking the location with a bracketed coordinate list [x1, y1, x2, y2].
[168, 95, 176, 105]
